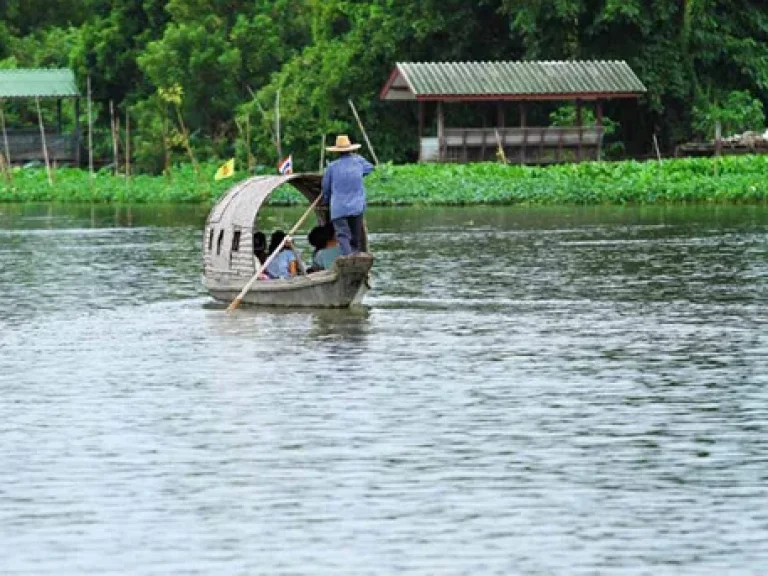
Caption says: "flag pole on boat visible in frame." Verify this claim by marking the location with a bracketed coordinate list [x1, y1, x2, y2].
[226, 194, 323, 313]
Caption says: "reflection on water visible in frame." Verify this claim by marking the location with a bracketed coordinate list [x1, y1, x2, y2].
[1, 203, 767, 574]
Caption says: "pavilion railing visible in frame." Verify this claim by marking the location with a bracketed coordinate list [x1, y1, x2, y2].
[0, 128, 81, 165]
[421, 126, 605, 164]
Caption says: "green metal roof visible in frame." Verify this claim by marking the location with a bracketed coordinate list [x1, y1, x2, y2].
[0, 69, 79, 99]
[381, 61, 647, 101]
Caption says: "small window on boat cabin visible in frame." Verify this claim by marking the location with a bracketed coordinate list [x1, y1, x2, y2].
[216, 230, 225, 255]
[231, 230, 241, 252]
[207, 228, 214, 251]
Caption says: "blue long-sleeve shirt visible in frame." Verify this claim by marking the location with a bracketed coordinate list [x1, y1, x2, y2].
[321, 154, 375, 220]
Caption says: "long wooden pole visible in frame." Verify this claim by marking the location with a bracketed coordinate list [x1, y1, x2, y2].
[245, 114, 254, 173]
[109, 100, 119, 176]
[348, 99, 379, 166]
[652, 133, 662, 165]
[227, 195, 322, 312]
[35, 97, 53, 186]
[0, 101, 12, 182]
[275, 89, 282, 161]
[319, 133, 326, 172]
[87, 76, 94, 180]
[125, 108, 131, 185]
[247, 85, 278, 151]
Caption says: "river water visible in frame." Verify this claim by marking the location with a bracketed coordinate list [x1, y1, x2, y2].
[1, 203, 767, 574]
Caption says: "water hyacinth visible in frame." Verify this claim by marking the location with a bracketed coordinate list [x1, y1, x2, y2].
[1, 156, 767, 205]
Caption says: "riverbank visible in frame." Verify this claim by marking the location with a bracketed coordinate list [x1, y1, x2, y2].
[1, 155, 767, 205]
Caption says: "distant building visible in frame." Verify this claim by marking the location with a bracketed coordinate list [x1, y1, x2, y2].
[380, 61, 646, 164]
[0, 69, 81, 166]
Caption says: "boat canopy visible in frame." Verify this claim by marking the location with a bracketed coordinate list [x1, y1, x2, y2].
[207, 173, 325, 229]
[204, 173, 331, 281]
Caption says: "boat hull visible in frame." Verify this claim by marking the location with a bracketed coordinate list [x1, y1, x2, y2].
[205, 253, 373, 308]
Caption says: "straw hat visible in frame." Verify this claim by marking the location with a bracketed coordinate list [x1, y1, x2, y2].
[326, 134, 361, 152]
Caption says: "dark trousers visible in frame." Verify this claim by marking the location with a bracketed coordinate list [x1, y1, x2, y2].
[333, 214, 364, 255]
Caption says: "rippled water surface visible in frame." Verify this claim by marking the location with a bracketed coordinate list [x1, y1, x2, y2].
[1, 203, 767, 574]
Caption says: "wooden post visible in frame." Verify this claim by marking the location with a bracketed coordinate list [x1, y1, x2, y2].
[497, 102, 505, 128]
[557, 128, 564, 163]
[56, 99, 63, 134]
[520, 102, 527, 165]
[437, 101, 445, 162]
[35, 97, 54, 186]
[0, 101, 13, 181]
[87, 76, 94, 180]
[109, 100, 119, 175]
[461, 129, 468, 163]
[576, 100, 583, 162]
[595, 100, 603, 161]
[418, 101, 424, 162]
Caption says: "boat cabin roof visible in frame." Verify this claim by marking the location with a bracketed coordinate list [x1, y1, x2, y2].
[207, 173, 325, 229]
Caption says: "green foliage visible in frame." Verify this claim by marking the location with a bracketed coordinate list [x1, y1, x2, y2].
[692, 90, 766, 138]
[549, 105, 618, 135]
[1, 0, 768, 168]
[2, 157, 767, 205]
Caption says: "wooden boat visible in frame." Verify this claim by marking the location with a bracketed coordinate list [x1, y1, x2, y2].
[202, 173, 373, 308]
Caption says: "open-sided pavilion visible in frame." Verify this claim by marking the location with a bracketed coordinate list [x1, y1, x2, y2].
[0, 68, 81, 165]
[380, 61, 646, 164]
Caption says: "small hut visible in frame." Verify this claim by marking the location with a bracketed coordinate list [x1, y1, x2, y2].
[380, 61, 646, 164]
[0, 69, 81, 166]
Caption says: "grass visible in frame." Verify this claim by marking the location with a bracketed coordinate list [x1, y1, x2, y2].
[1, 155, 767, 205]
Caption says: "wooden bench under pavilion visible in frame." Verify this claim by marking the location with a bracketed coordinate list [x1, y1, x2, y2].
[380, 61, 646, 164]
[0, 69, 82, 166]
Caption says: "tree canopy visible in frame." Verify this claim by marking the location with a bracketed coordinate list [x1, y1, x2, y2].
[0, 0, 766, 172]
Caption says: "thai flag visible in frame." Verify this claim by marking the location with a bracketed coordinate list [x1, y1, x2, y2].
[278, 154, 293, 175]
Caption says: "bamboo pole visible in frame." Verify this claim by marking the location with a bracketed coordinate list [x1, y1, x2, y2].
[247, 85, 278, 150]
[245, 114, 254, 173]
[714, 121, 722, 177]
[174, 106, 199, 178]
[319, 133, 326, 172]
[275, 89, 282, 161]
[109, 100, 119, 176]
[652, 133, 662, 165]
[125, 108, 131, 185]
[35, 97, 54, 186]
[0, 149, 7, 182]
[87, 76, 94, 181]
[0, 101, 12, 182]
[227, 195, 322, 312]
[348, 99, 379, 166]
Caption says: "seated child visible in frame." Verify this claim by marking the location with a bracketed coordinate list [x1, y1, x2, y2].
[306, 225, 328, 273]
[264, 230, 298, 279]
[313, 222, 342, 271]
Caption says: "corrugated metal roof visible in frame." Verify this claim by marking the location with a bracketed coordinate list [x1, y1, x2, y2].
[0, 69, 79, 99]
[382, 61, 646, 100]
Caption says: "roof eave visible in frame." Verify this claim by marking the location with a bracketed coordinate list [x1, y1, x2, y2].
[412, 92, 646, 102]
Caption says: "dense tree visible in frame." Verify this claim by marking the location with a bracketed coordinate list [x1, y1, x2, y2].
[0, 0, 766, 171]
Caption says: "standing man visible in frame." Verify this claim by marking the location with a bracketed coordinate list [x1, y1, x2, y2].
[321, 135, 375, 255]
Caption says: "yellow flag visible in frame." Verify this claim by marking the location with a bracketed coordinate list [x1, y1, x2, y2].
[214, 158, 235, 181]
